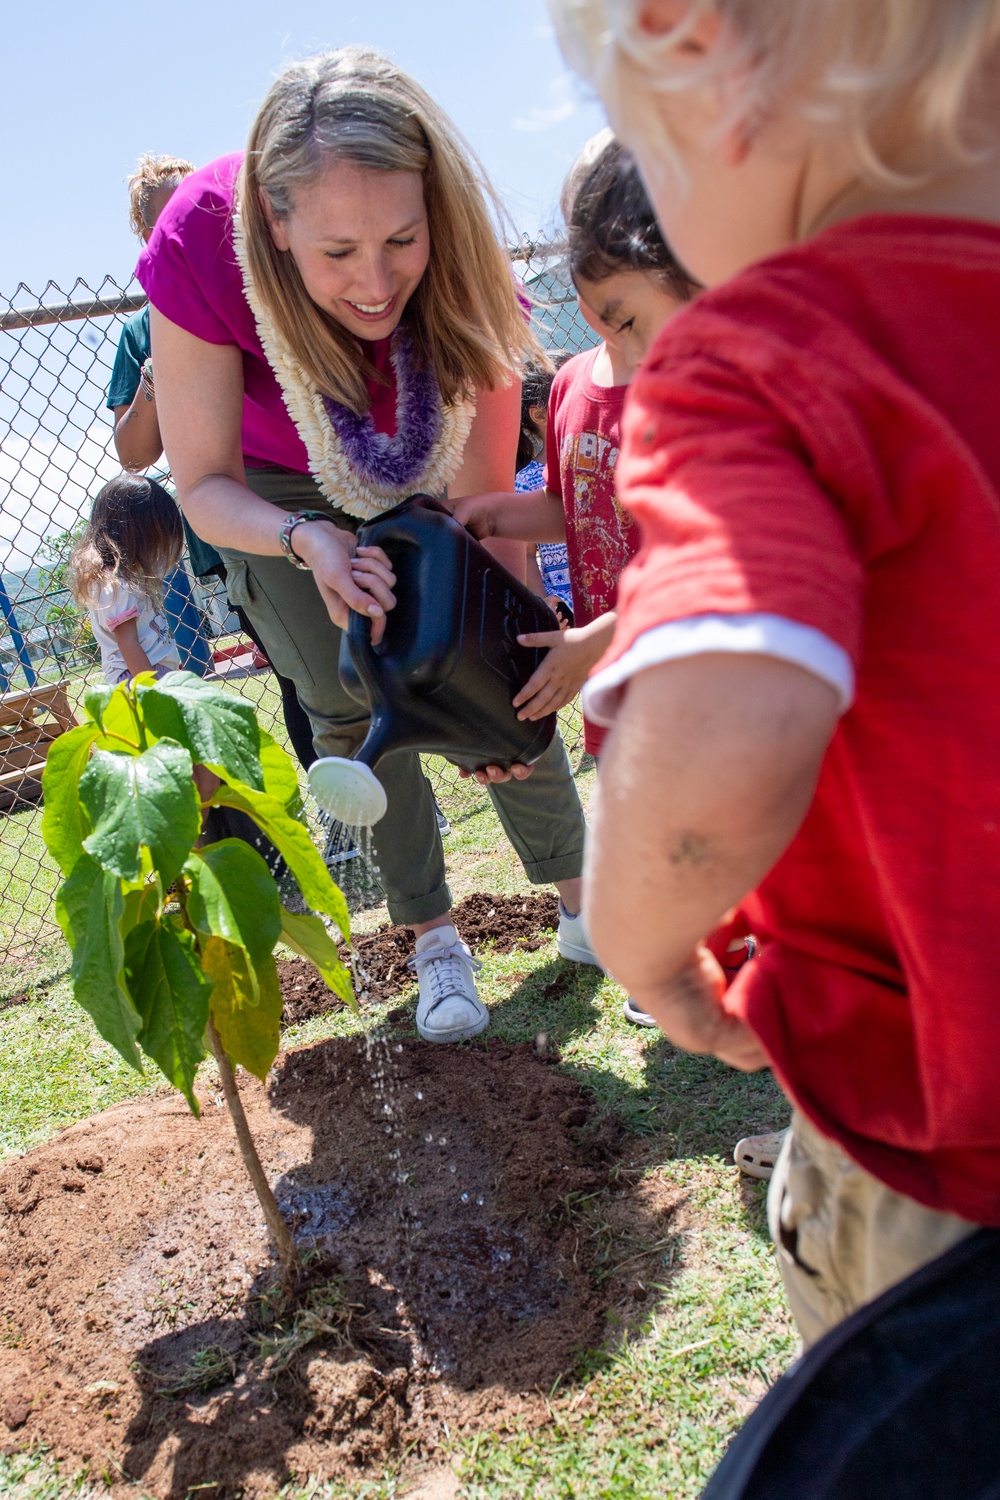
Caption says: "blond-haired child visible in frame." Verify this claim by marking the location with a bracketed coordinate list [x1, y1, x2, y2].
[548, 0, 1000, 1343]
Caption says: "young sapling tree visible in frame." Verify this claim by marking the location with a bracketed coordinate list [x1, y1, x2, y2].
[42, 670, 355, 1284]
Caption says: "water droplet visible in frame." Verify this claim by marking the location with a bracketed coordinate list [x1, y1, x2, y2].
[416, 1091, 423, 1100]
[395, 1043, 403, 1053]
[425, 1133, 434, 1143]
[476, 1196, 484, 1206]
[449, 1164, 457, 1174]
[438, 1137, 447, 1146]
[460, 1192, 469, 1203]
[384, 1125, 392, 1134]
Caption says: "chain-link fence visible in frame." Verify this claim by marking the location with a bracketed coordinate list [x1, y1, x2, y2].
[0, 247, 597, 966]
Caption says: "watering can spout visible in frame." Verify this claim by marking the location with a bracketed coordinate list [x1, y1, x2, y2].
[308, 754, 388, 828]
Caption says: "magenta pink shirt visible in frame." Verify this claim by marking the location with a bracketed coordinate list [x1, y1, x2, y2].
[137, 152, 397, 471]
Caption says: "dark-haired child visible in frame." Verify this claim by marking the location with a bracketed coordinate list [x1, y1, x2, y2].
[453, 130, 699, 991]
[455, 131, 697, 758]
[71, 474, 183, 684]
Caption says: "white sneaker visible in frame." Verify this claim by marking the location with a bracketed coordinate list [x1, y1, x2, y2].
[556, 901, 603, 968]
[734, 1129, 789, 1181]
[408, 925, 488, 1043]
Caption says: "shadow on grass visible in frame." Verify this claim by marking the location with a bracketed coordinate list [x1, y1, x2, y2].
[483, 957, 787, 1244]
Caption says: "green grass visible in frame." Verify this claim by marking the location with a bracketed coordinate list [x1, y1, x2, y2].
[0, 697, 795, 1499]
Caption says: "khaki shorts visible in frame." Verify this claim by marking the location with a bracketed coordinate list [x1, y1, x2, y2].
[767, 1110, 979, 1346]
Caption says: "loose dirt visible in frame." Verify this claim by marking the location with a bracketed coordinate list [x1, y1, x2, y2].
[0, 1032, 676, 1498]
[280, 891, 559, 1025]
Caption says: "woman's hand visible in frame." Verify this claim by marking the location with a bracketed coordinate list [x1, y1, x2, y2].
[626, 945, 771, 1072]
[292, 525, 396, 644]
[458, 761, 535, 786]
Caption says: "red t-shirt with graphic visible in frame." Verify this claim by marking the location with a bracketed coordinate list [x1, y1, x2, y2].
[601, 215, 1000, 1226]
[544, 349, 638, 754]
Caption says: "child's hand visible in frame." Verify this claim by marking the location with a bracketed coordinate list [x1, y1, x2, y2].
[450, 493, 499, 540]
[513, 616, 612, 720]
[627, 945, 770, 1072]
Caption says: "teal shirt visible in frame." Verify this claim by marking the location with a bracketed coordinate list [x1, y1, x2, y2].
[106, 306, 150, 410]
[105, 307, 224, 580]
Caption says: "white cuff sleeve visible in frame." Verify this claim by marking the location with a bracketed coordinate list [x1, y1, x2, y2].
[582, 613, 855, 728]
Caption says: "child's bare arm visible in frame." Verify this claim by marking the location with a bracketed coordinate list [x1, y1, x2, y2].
[111, 617, 155, 680]
[450, 488, 567, 544]
[586, 653, 840, 1067]
[513, 612, 617, 720]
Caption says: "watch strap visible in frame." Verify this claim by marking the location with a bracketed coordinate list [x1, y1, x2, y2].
[278, 509, 333, 569]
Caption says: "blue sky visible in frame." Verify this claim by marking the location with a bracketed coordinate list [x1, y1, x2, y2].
[2, 1, 607, 297]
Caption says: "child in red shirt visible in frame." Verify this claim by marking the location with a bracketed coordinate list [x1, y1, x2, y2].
[454, 131, 696, 762]
[549, 0, 1000, 1344]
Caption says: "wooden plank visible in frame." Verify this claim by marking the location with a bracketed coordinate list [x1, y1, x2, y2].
[0, 724, 50, 754]
[0, 739, 60, 774]
[0, 776, 44, 812]
[47, 685, 76, 733]
[0, 761, 47, 788]
[0, 683, 78, 732]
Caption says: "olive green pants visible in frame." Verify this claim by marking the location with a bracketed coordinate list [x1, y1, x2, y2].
[220, 468, 587, 926]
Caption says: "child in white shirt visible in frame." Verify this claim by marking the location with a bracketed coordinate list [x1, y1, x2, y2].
[71, 474, 183, 685]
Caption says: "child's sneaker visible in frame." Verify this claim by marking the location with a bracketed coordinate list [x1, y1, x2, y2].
[556, 900, 603, 967]
[734, 1128, 789, 1181]
[622, 996, 658, 1027]
[408, 925, 488, 1043]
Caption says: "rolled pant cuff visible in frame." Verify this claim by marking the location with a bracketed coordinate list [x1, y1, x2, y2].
[386, 883, 455, 929]
[522, 853, 584, 885]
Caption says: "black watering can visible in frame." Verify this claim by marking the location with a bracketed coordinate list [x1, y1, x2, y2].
[308, 495, 559, 825]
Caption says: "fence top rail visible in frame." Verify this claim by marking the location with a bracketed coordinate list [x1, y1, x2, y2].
[1, 291, 148, 332]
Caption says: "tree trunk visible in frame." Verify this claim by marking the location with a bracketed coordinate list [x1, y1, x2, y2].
[206, 1017, 299, 1285]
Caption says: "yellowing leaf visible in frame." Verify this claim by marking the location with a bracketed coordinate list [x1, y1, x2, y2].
[258, 729, 303, 816]
[202, 935, 282, 1081]
[279, 907, 355, 1011]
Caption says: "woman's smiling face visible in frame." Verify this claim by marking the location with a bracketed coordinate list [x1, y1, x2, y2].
[265, 159, 430, 340]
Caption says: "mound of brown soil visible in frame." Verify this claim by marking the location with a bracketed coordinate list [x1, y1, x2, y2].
[0, 1035, 674, 1498]
[280, 891, 559, 1025]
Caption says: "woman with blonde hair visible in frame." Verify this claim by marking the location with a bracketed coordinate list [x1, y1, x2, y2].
[139, 47, 592, 1044]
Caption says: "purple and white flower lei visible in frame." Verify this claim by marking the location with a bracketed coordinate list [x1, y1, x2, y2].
[321, 330, 441, 489]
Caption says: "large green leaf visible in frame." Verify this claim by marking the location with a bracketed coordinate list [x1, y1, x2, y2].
[185, 839, 282, 987]
[279, 907, 355, 1010]
[211, 782, 350, 941]
[56, 855, 143, 1071]
[41, 723, 101, 875]
[124, 917, 210, 1113]
[137, 672, 263, 790]
[80, 741, 200, 886]
[82, 683, 145, 751]
[258, 729, 303, 816]
[202, 935, 282, 1081]
[81, 683, 115, 729]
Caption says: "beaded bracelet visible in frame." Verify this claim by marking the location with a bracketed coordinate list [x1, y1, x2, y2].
[278, 509, 334, 570]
